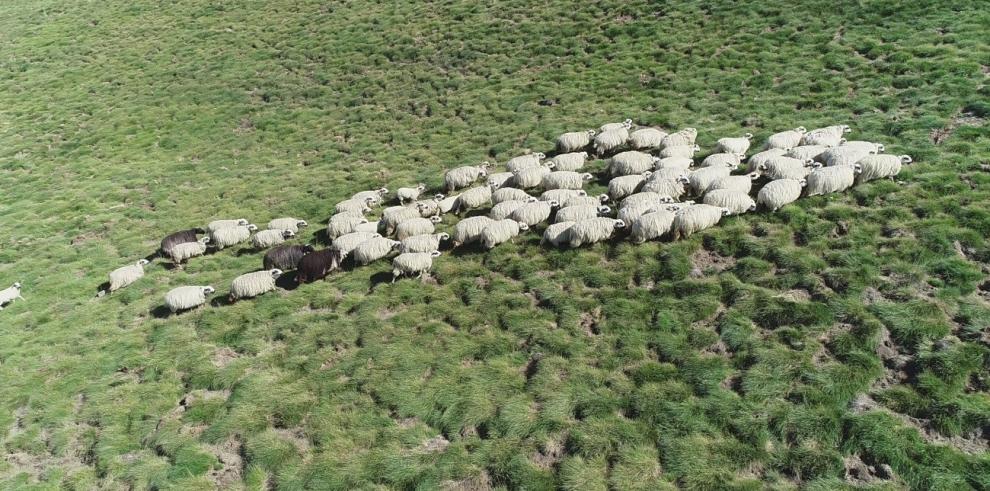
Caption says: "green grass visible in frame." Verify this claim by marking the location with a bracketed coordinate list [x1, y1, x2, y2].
[1, 0, 989, 489]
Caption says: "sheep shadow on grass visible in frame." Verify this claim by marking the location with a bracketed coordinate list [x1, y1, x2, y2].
[150, 305, 173, 319]
[275, 271, 301, 291]
[210, 296, 236, 308]
[94, 281, 111, 297]
[368, 271, 395, 290]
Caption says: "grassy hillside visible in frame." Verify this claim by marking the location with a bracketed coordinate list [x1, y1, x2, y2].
[1, 0, 988, 488]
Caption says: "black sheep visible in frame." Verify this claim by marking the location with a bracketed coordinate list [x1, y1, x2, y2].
[160, 228, 206, 255]
[296, 249, 342, 283]
[263, 244, 315, 271]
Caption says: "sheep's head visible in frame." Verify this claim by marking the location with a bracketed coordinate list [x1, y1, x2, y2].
[270, 269, 284, 278]
[203, 286, 216, 295]
[526, 197, 539, 203]
[852, 164, 863, 174]
[416, 183, 426, 191]
[390, 241, 403, 250]
[811, 162, 823, 169]
[744, 133, 753, 140]
[282, 230, 296, 238]
[438, 233, 450, 241]
[748, 204, 758, 212]
[302, 245, 316, 253]
[576, 190, 588, 197]
[582, 173, 594, 181]
[297, 220, 308, 228]
[842, 125, 852, 133]
[544, 162, 556, 169]
[517, 222, 530, 231]
[597, 194, 610, 203]
[799, 179, 808, 187]
[758, 164, 768, 171]
[433, 193, 446, 201]
[364, 196, 377, 204]
[685, 127, 698, 134]
[372, 233, 383, 238]
[642, 171, 653, 178]
[430, 215, 443, 223]
[430, 251, 442, 257]
[795, 126, 807, 133]
[899, 155, 913, 164]
[586, 129, 596, 137]
[660, 196, 675, 204]
[623, 119, 633, 128]
[535, 152, 546, 159]
[247, 224, 259, 231]
[237, 219, 249, 226]
[676, 175, 690, 184]
[597, 205, 612, 215]
[803, 159, 815, 167]
[378, 187, 389, 195]
[199, 236, 211, 244]
[748, 172, 761, 181]
[876, 143, 885, 152]
[12, 282, 21, 289]
[720, 208, 732, 216]
[838, 138, 847, 146]
[613, 220, 626, 229]
[652, 156, 662, 164]
[480, 161, 492, 169]
[692, 144, 701, 152]
[479, 168, 489, 177]
[547, 200, 560, 208]
[138, 259, 150, 266]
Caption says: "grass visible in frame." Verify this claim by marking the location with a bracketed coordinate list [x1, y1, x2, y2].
[0, 0, 989, 489]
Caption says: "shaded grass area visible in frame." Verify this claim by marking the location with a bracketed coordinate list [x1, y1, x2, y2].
[0, 0, 988, 488]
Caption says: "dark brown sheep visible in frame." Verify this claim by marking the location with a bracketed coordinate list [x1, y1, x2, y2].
[160, 228, 206, 255]
[263, 244, 315, 271]
[296, 249, 342, 283]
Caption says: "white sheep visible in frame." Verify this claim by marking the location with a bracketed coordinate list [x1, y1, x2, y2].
[452, 185, 493, 213]
[504, 153, 545, 173]
[702, 189, 756, 215]
[451, 216, 495, 246]
[251, 229, 295, 249]
[557, 130, 595, 153]
[672, 204, 729, 239]
[164, 286, 215, 313]
[395, 216, 443, 241]
[396, 183, 427, 204]
[659, 144, 700, 159]
[381, 206, 422, 235]
[617, 202, 657, 226]
[629, 210, 677, 243]
[487, 172, 516, 189]
[641, 174, 688, 199]
[760, 156, 817, 180]
[620, 191, 672, 210]
[512, 164, 554, 189]
[805, 164, 861, 196]
[334, 197, 375, 215]
[841, 140, 885, 153]
[817, 146, 875, 167]
[351, 187, 389, 204]
[548, 151, 589, 172]
[757, 178, 807, 211]
[555, 204, 611, 223]
[168, 237, 211, 264]
[608, 151, 659, 176]
[801, 124, 850, 147]
[629, 127, 668, 150]
[715, 133, 754, 155]
[594, 127, 629, 155]
[540, 189, 585, 204]
[0, 282, 24, 309]
[327, 213, 368, 239]
[491, 198, 536, 220]
[600, 119, 633, 132]
[331, 232, 382, 257]
[392, 251, 441, 282]
[444, 163, 490, 192]
[229, 269, 282, 301]
[492, 187, 533, 204]
[700, 152, 742, 168]
[210, 224, 258, 250]
[400, 233, 450, 253]
[651, 167, 690, 182]
[206, 219, 249, 232]
[108, 259, 150, 293]
[354, 220, 381, 234]
[267, 217, 308, 234]
[353, 236, 403, 265]
[542, 171, 593, 190]
[542, 221, 575, 247]
[708, 173, 760, 194]
[480, 219, 529, 249]
[559, 193, 608, 208]
[509, 200, 557, 227]
[765, 127, 806, 150]
[608, 172, 651, 200]
[660, 128, 698, 148]
[655, 156, 693, 171]
[687, 166, 731, 195]
[414, 195, 447, 217]
[857, 154, 911, 182]
[786, 145, 830, 161]
[437, 194, 461, 214]
[567, 218, 626, 247]
[746, 148, 789, 172]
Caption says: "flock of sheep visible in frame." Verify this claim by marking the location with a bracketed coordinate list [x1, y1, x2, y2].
[39, 120, 910, 315]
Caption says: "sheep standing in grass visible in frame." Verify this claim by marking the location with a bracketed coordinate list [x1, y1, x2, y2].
[542, 171, 594, 190]
[857, 154, 911, 182]
[396, 184, 427, 204]
[353, 237, 403, 265]
[608, 172, 651, 200]
[251, 229, 295, 249]
[655, 156, 693, 171]
[491, 198, 537, 220]
[716, 134, 754, 155]
[395, 216, 443, 241]
[757, 178, 806, 211]
[264, 244, 315, 270]
[0, 282, 24, 309]
[617, 202, 657, 226]
[414, 195, 446, 217]
[542, 221, 576, 247]
[557, 130, 595, 153]
[444, 163, 490, 192]
[608, 151, 659, 177]
[206, 219, 249, 233]
[267, 218, 308, 234]
[559, 193, 608, 208]
[687, 166, 731, 195]
[555, 204, 611, 223]
[505, 153, 545, 173]
[160, 228, 206, 256]
[600, 119, 633, 132]
[841, 141, 885, 153]
[296, 249, 342, 283]
[354, 221, 381, 233]
[509, 200, 557, 227]
[437, 194, 461, 214]
[629, 127, 668, 150]
[512, 165, 554, 189]
[327, 213, 368, 239]
[164, 286, 215, 313]
[594, 127, 629, 155]
[765, 127, 806, 150]
[210, 224, 258, 250]
[382, 206, 422, 235]
[229, 269, 282, 301]
[401, 233, 450, 253]
[760, 156, 817, 180]
[703, 189, 756, 215]
[392, 251, 441, 282]
[786, 145, 830, 162]
[661, 128, 698, 148]
[451, 216, 496, 246]
[549, 152, 589, 172]
[492, 187, 533, 205]
[672, 204, 729, 239]
[567, 218, 625, 247]
[334, 197, 375, 215]
[108, 259, 150, 293]
[629, 210, 677, 243]
[351, 187, 389, 204]
[801, 125, 850, 147]
[168, 237, 211, 265]
[659, 144, 700, 159]
[332, 232, 382, 257]
[480, 220, 529, 249]
[746, 148, 789, 172]
[540, 189, 586, 205]
[817, 146, 875, 167]
[805, 164, 861, 196]
[487, 172, 516, 189]
[452, 186, 493, 213]
[708, 173, 760, 194]
[700, 153, 742, 168]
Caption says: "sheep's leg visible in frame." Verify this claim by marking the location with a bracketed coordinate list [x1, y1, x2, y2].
[17, 294, 24, 300]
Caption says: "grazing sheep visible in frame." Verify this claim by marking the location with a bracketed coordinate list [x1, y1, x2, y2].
[594, 127, 629, 155]
[395, 216, 443, 241]
[542, 221, 576, 247]
[392, 251, 441, 282]
[817, 146, 874, 167]
[509, 200, 557, 227]
[629, 127, 668, 150]
[786, 145, 830, 161]
[414, 195, 447, 217]
[543, 171, 594, 190]
[491, 198, 536, 220]
[841, 140, 885, 153]
[708, 173, 760, 194]
[567, 218, 626, 247]
[716, 134, 754, 155]
[608, 151, 659, 177]
[765, 127, 806, 150]
[354, 220, 381, 233]
[160, 228, 205, 256]
[703, 189, 756, 215]
[353, 237, 403, 265]
[108, 259, 150, 293]
[659, 144, 701, 159]
[600, 119, 633, 132]
[351, 187, 390, 204]
[512, 164, 554, 189]
[327, 213, 368, 239]
[480, 219, 529, 249]
[251, 229, 295, 249]
[757, 178, 806, 211]
[0, 282, 24, 309]
[857, 154, 911, 182]
[660, 128, 698, 148]
[452, 185, 493, 213]
[557, 130, 595, 153]
[672, 204, 729, 239]
[505, 153, 546, 173]
[164, 286, 215, 313]
[805, 164, 861, 196]
[334, 197, 375, 215]
[382, 206, 422, 235]
[296, 249, 342, 283]
[629, 210, 677, 243]
[168, 237, 211, 264]
[331, 232, 382, 257]
[641, 174, 688, 199]
[687, 166, 731, 195]
[451, 216, 496, 246]
[700, 152, 742, 168]
[229, 269, 282, 301]
[559, 193, 608, 208]
[760, 156, 817, 180]
[401, 233, 450, 253]
[444, 163, 491, 192]
[654, 156, 693, 171]
[396, 184, 427, 204]
[492, 187, 533, 204]
[555, 204, 611, 223]
[437, 194, 461, 214]
[608, 172, 651, 200]
[801, 124, 850, 147]
[651, 167, 689, 182]
[620, 191, 673, 210]
[540, 189, 585, 204]
[549, 151, 589, 171]
[487, 171, 516, 189]
[617, 202, 657, 226]
[210, 224, 258, 250]
[267, 218, 308, 234]
[746, 148, 789, 172]
[206, 219, 248, 232]
[263, 244, 315, 270]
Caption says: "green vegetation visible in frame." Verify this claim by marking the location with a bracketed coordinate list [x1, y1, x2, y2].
[1, 0, 988, 488]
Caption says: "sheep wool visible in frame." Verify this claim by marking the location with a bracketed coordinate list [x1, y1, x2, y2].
[296, 249, 342, 283]
[487, 171, 515, 189]
[492, 187, 533, 205]
[504, 153, 545, 173]
[629, 210, 677, 243]
[641, 175, 687, 200]
[857, 154, 911, 182]
[210, 224, 257, 250]
[437, 194, 460, 214]
[401, 233, 449, 253]
[332, 232, 382, 257]
[655, 156, 693, 171]
[594, 127, 629, 155]
[395, 216, 442, 241]
[801, 124, 850, 147]
[608, 173, 650, 200]
[382, 206, 422, 235]
[600, 119, 632, 132]
[169, 237, 211, 264]
[700, 153, 742, 168]
[559, 193, 607, 208]
[687, 166, 731, 195]
[414, 196, 445, 217]
[351, 188, 389, 204]
[542, 221, 575, 247]
[548, 152, 589, 172]
[108, 259, 150, 292]
[746, 148, 789, 172]
[608, 151, 658, 177]
[512, 165, 553, 189]
[263, 244, 315, 271]
[761, 156, 815, 180]
[396, 184, 426, 204]
[672, 204, 727, 239]
[453, 185, 493, 213]
[509, 200, 556, 227]
[267, 218, 308, 234]
[543, 171, 593, 190]
[452, 216, 495, 246]
[229, 269, 282, 300]
[480, 219, 529, 249]
[353, 237, 402, 265]
[716, 134, 753, 155]
[629, 128, 668, 150]
[491, 199, 533, 220]
[557, 130, 595, 153]
[708, 173, 759, 194]
[164, 286, 215, 313]
[555, 204, 610, 223]
[327, 213, 368, 239]
[0, 282, 24, 309]
[660, 128, 698, 148]
[444, 164, 489, 192]
[841, 140, 885, 154]
[617, 202, 656, 226]
[567, 218, 625, 247]
[818, 146, 874, 167]
[206, 219, 248, 232]
[702, 189, 756, 215]
[786, 145, 830, 162]
[805, 164, 860, 196]
[659, 144, 700, 159]
[651, 167, 688, 182]
[334, 198, 373, 215]
[392, 251, 441, 282]
[620, 191, 672, 210]
[540, 189, 585, 204]
[765, 127, 806, 150]
[757, 178, 806, 211]
[160, 228, 204, 255]
[353, 220, 381, 234]
[251, 229, 294, 249]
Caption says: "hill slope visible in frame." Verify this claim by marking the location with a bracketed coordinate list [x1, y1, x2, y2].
[0, 0, 988, 488]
